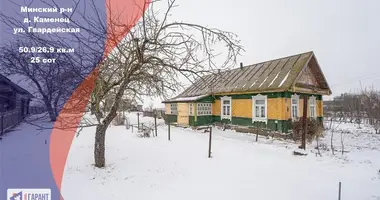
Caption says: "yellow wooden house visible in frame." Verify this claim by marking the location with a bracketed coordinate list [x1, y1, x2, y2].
[162, 51, 331, 133]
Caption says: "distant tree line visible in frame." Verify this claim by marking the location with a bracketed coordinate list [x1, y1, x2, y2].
[325, 88, 380, 134]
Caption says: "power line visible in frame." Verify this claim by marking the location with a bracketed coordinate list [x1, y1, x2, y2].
[330, 73, 380, 88]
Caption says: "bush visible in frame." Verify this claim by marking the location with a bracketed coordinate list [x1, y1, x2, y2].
[292, 118, 324, 143]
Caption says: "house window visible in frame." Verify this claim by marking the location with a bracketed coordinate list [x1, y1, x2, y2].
[197, 103, 212, 116]
[309, 96, 316, 118]
[221, 96, 232, 120]
[170, 103, 177, 114]
[291, 94, 299, 120]
[252, 94, 267, 122]
[189, 103, 193, 115]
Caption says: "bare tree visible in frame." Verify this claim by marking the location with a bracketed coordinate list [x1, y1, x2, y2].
[0, 0, 105, 121]
[330, 119, 343, 155]
[0, 40, 78, 121]
[1, 0, 243, 168]
[89, 0, 243, 167]
[361, 87, 380, 134]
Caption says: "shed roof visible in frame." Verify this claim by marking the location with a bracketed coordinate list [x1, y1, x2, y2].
[164, 51, 331, 103]
[0, 74, 34, 98]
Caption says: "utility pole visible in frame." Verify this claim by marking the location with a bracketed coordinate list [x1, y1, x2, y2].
[301, 95, 308, 150]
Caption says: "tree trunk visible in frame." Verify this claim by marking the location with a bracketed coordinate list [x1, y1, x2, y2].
[93, 78, 129, 168]
[90, 103, 96, 115]
[94, 124, 107, 168]
[43, 98, 57, 122]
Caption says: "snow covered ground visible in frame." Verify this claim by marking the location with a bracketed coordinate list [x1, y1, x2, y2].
[1, 112, 379, 199]
[59, 112, 380, 200]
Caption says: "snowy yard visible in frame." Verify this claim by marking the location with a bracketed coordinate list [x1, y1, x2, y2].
[59, 112, 380, 200]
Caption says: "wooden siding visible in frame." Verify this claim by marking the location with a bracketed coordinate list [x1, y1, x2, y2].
[268, 98, 289, 120]
[317, 100, 323, 117]
[165, 103, 171, 114]
[177, 103, 189, 125]
[188, 103, 195, 116]
[212, 100, 221, 116]
[163, 91, 324, 130]
[232, 99, 252, 118]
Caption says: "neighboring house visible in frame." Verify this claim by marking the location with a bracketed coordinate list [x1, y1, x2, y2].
[128, 104, 143, 112]
[162, 51, 332, 133]
[0, 74, 34, 118]
[143, 108, 165, 118]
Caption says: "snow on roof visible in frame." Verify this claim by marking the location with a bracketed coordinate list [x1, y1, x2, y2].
[259, 76, 269, 88]
[176, 51, 326, 97]
[268, 71, 280, 87]
[279, 70, 290, 87]
[250, 80, 257, 88]
[168, 51, 332, 99]
[163, 94, 209, 103]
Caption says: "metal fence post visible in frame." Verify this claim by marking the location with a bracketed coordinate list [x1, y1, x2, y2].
[208, 126, 212, 158]
[168, 121, 171, 141]
[154, 113, 157, 137]
[338, 182, 342, 200]
[137, 113, 140, 130]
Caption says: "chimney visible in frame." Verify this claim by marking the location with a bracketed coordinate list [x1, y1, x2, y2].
[240, 62, 243, 70]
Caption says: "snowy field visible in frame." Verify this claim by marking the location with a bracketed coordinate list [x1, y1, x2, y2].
[58, 112, 380, 200]
[1, 112, 379, 199]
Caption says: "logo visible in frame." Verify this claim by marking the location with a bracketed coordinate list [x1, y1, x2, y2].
[7, 189, 51, 200]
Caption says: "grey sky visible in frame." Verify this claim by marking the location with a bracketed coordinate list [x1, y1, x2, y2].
[5, 0, 379, 109]
[144, 0, 380, 108]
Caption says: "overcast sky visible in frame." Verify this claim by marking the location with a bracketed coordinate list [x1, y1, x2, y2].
[4, 0, 379, 109]
[143, 0, 380, 108]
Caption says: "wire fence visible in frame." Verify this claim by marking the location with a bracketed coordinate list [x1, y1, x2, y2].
[0, 110, 23, 136]
[0, 106, 45, 136]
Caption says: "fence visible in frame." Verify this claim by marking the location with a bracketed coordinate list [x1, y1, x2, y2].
[1, 110, 23, 136]
[29, 106, 45, 115]
[325, 116, 377, 125]
[143, 110, 165, 118]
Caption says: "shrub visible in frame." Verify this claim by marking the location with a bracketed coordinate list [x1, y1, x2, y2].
[292, 118, 324, 143]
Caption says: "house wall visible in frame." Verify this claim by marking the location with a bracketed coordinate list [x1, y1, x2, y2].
[164, 92, 324, 132]
[212, 92, 323, 132]
[15, 93, 31, 117]
[295, 97, 323, 124]
[177, 103, 189, 125]
[165, 103, 171, 114]
[164, 103, 177, 123]
[211, 94, 292, 132]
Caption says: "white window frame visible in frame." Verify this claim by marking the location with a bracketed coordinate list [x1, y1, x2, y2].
[291, 94, 300, 120]
[189, 103, 193, 116]
[252, 94, 267, 123]
[309, 96, 317, 118]
[220, 96, 232, 120]
[197, 103, 212, 116]
[170, 103, 177, 115]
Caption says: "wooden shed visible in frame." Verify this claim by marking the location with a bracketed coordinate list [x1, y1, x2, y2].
[0, 74, 34, 117]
